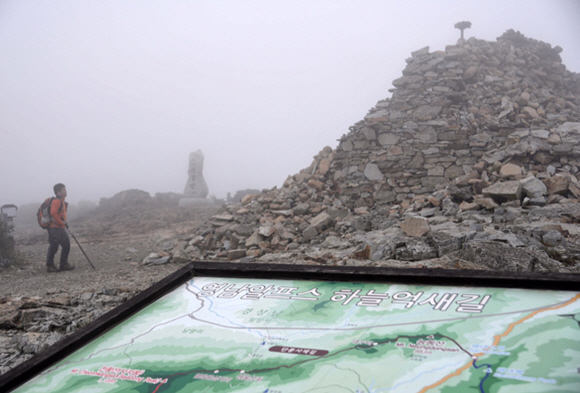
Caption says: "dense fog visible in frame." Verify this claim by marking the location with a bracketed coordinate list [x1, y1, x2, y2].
[1, 0, 579, 208]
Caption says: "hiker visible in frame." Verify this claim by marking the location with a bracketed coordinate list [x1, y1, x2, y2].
[46, 183, 75, 273]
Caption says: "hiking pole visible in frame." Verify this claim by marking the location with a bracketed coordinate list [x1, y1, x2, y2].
[66, 224, 96, 270]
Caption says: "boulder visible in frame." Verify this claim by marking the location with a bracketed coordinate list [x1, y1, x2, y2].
[310, 212, 333, 232]
[364, 163, 384, 181]
[482, 181, 522, 202]
[499, 163, 522, 179]
[543, 175, 569, 195]
[400, 216, 430, 237]
[520, 177, 547, 199]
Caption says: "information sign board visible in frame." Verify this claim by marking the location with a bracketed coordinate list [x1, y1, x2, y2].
[1, 262, 579, 392]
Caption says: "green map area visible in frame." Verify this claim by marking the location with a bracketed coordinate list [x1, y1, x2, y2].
[14, 276, 580, 393]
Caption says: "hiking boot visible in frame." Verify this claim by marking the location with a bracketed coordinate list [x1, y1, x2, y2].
[47, 265, 59, 273]
[59, 263, 75, 272]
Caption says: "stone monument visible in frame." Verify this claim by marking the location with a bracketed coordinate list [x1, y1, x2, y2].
[178, 150, 213, 207]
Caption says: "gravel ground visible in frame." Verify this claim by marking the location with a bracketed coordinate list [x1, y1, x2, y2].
[1, 203, 220, 299]
[1, 235, 180, 299]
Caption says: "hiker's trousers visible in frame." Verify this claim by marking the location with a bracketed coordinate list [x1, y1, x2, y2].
[47, 227, 70, 267]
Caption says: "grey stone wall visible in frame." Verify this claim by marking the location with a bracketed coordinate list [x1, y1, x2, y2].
[323, 30, 580, 208]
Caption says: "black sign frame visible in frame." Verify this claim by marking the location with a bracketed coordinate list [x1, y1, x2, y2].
[1, 261, 579, 392]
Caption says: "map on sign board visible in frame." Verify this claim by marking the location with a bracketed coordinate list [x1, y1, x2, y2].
[12, 275, 580, 392]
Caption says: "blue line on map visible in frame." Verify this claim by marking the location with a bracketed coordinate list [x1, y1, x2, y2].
[367, 379, 377, 393]
[188, 283, 268, 338]
[472, 359, 492, 393]
[341, 305, 357, 327]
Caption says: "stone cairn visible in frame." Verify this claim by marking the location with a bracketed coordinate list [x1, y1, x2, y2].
[157, 30, 580, 273]
[179, 150, 213, 207]
[331, 29, 579, 209]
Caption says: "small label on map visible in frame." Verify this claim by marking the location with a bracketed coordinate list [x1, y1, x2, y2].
[193, 373, 233, 383]
[269, 346, 329, 356]
[236, 373, 264, 382]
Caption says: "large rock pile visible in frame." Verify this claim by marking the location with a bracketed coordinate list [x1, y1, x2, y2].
[333, 29, 579, 207]
[158, 30, 580, 272]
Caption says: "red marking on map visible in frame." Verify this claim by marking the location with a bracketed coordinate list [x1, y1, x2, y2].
[269, 346, 328, 356]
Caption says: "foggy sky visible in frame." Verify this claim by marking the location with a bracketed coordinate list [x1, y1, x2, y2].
[2, 0, 580, 207]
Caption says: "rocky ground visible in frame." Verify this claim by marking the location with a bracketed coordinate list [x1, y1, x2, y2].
[0, 199, 220, 375]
